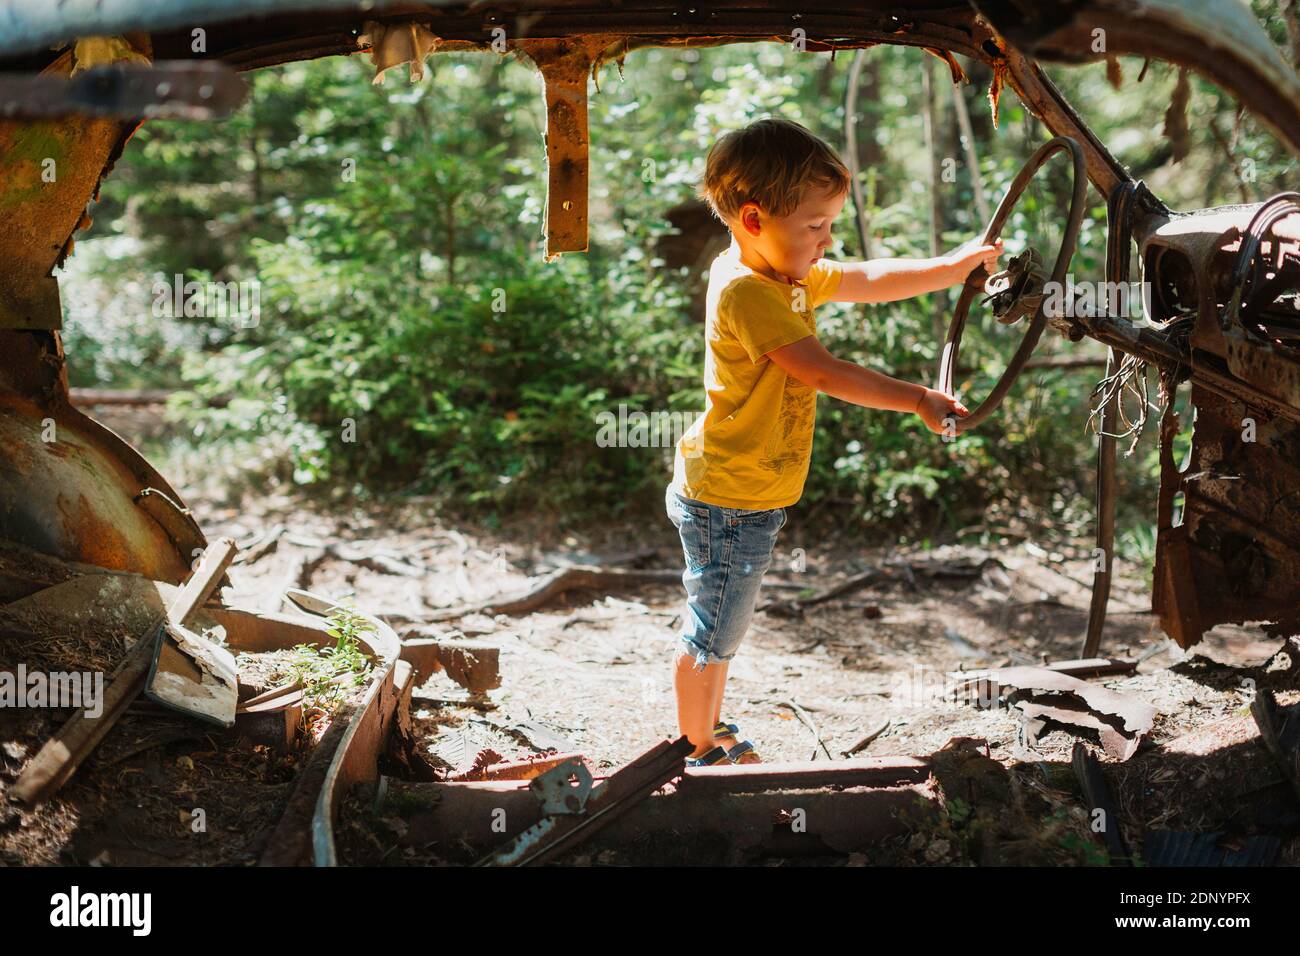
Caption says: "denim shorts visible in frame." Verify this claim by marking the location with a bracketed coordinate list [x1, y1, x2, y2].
[665, 486, 787, 671]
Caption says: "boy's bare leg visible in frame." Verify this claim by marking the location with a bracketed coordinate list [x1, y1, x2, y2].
[675, 650, 727, 758]
[711, 661, 728, 724]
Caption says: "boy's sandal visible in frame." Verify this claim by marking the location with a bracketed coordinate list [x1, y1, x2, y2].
[713, 721, 739, 738]
[724, 739, 760, 763]
[722, 738, 759, 764]
[714, 721, 760, 762]
[685, 745, 729, 767]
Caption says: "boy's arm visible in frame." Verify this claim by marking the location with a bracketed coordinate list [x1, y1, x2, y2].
[766, 335, 969, 432]
[830, 239, 1004, 304]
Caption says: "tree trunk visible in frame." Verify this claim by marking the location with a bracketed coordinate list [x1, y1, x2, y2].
[844, 48, 874, 259]
[951, 76, 989, 225]
[922, 56, 945, 345]
[247, 73, 263, 210]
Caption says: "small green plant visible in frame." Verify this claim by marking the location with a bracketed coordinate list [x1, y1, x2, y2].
[1050, 806, 1113, 866]
[1116, 523, 1158, 573]
[285, 605, 375, 712]
[945, 796, 972, 826]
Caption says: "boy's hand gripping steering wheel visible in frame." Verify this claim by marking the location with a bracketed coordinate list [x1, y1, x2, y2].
[936, 135, 1088, 434]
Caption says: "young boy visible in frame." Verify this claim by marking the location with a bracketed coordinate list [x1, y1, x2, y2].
[666, 117, 1003, 766]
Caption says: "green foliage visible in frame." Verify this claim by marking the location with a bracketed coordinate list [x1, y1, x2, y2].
[283, 606, 375, 712]
[1116, 522, 1158, 576]
[69, 20, 1299, 533]
[1053, 806, 1114, 867]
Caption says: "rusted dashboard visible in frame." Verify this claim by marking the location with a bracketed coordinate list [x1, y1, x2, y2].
[1132, 200, 1300, 647]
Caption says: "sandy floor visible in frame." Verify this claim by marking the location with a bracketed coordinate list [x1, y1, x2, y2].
[4, 406, 1295, 865]
[191, 483, 1299, 866]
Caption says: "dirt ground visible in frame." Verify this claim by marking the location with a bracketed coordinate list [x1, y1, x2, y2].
[194, 480, 1298, 866]
[4, 406, 1298, 865]
[0, 630, 371, 866]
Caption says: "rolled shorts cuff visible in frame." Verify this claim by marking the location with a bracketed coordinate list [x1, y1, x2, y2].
[677, 634, 734, 672]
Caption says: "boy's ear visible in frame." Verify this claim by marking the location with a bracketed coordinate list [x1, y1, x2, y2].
[739, 202, 763, 237]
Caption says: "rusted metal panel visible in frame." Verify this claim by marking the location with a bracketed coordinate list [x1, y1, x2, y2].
[400, 637, 501, 691]
[236, 681, 305, 752]
[435, 640, 500, 693]
[959, 666, 1156, 733]
[396, 637, 442, 683]
[310, 653, 406, 866]
[247, 603, 403, 866]
[448, 751, 582, 782]
[437, 754, 932, 793]
[0, 47, 143, 329]
[0, 35, 209, 586]
[222, 590, 408, 866]
[133, 488, 209, 569]
[957, 665, 1156, 760]
[1221, 326, 1300, 411]
[596, 783, 939, 857]
[1032, 657, 1137, 678]
[476, 735, 693, 865]
[673, 755, 932, 793]
[517, 37, 609, 259]
[1017, 698, 1140, 760]
[0, 334, 200, 583]
[1121, 192, 1300, 650]
[393, 777, 938, 856]
[1153, 383, 1300, 647]
[1151, 525, 1205, 649]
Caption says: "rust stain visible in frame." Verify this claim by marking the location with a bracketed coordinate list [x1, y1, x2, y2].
[1153, 384, 1300, 647]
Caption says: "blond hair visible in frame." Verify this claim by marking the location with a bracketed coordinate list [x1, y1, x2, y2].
[698, 117, 851, 223]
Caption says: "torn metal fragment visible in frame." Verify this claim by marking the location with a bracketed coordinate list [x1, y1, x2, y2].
[358, 19, 441, 85]
[1015, 698, 1142, 761]
[517, 37, 609, 259]
[959, 665, 1155, 760]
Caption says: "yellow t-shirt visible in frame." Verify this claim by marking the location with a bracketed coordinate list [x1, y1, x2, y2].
[671, 241, 844, 510]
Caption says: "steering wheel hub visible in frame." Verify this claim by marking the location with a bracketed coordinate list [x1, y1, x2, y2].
[982, 247, 1048, 326]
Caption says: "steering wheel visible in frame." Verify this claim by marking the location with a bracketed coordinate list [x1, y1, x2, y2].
[936, 135, 1088, 434]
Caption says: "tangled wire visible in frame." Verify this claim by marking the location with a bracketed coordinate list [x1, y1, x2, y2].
[1085, 315, 1194, 455]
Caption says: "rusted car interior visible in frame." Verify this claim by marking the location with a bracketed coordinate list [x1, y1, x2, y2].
[1, 1, 1298, 864]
